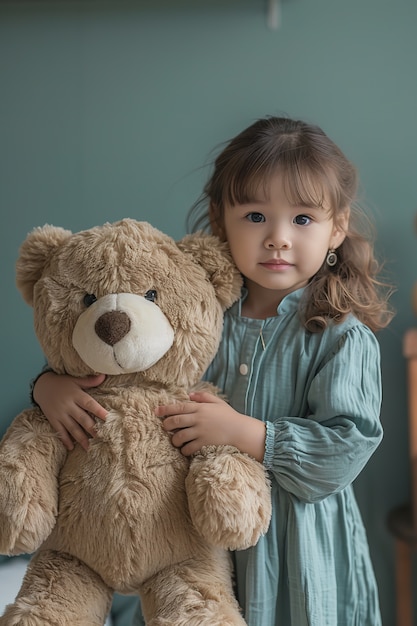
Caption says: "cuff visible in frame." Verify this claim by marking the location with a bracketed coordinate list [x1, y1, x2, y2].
[263, 420, 275, 469]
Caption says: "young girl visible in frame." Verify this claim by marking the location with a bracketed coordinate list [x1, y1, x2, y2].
[33, 116, 394, 626]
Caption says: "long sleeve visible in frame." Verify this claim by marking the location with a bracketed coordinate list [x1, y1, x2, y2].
[263, 326, 383, 502]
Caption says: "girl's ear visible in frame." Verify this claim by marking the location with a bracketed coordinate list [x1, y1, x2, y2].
[330, 208, 350, 250]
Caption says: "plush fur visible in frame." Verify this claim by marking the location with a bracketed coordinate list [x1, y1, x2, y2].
[0, 219, 271, 626]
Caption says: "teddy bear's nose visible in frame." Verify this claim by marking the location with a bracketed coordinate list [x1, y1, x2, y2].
[95, 311, 131, 346]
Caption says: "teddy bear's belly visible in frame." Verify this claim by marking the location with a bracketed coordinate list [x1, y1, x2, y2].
[46, 418, 201, 590]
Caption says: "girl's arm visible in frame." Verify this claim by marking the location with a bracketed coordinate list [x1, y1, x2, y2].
[159, 325, 383, 502]
[33, 371, 108, 451]
[262, 326, 383, 502]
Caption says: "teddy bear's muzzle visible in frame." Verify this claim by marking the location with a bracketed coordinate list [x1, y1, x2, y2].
[72, 293, 175, 375]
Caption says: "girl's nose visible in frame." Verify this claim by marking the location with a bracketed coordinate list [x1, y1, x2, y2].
[264, 231, 291, 250]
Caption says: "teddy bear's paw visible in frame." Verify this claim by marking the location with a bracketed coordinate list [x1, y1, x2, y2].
[0, 603, 105, 626]
[0, 601, 58, 626]
[0, 550, 112, 626]
[147, 612, 246, 626]
[0, 605, 54, 626]
[0, 505, 56, 556]
[185, 445, 272, 550]
[145, 598, 247, 626]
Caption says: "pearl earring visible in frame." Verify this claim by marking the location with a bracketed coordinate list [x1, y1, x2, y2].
[326, 249, 338, 267]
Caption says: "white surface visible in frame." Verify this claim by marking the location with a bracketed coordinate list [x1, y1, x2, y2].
[0, 558, 29, 613]
[0, 559, 112, 624]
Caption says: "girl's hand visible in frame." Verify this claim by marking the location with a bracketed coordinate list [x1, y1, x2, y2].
[157, 391, 266, 462]
[33, 371, 108, 451]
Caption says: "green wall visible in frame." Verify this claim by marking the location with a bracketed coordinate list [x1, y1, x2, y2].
[1, 1, 417, 623]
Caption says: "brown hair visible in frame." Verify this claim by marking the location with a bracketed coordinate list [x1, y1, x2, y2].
[187, 116, 394, 332]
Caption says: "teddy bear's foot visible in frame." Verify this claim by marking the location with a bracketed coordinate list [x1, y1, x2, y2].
[0, 550, 112, 626]
[186, 445, 272, 550]
[146, 604, 246, 626]
[139, 550, 246, 626]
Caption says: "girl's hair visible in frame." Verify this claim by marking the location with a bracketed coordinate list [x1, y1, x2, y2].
[187, 116, 394, 332]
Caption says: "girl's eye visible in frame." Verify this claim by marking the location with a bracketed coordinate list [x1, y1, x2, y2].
[144, 290, 157, 302]
[246, 212, 265, 223]
[83, 293, 97, 307]
[294, 214, 311, 226]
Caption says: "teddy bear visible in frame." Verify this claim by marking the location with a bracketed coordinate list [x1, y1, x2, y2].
[0, 218, 271, 626]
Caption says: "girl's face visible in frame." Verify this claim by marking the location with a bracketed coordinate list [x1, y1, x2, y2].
[223, 174, 347, 315]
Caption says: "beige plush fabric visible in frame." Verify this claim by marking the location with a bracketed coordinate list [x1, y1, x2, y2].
[0, 219, 271, 625]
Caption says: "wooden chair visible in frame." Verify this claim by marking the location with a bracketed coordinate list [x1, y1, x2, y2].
[387, 329, 417, 626]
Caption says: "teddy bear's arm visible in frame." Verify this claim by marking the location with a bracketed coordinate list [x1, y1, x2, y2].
[185, 386, 272, 549]
[186, 444, 272, 551]
[0, 407, 67, 556]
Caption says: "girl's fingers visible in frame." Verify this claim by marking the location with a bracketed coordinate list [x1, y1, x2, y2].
[188, 391, 219, 404]
[66, 419, 92, 451]
[162, 413, 195, 432]
[72, 411, 98, 438]
[79, 396, 108, 421]
[53, 419, 90, 452]
[56, 426, 75, 451]
[53, 409, 99, 451]
[170, 427, 197, 449]
[156, 400, 203, 420]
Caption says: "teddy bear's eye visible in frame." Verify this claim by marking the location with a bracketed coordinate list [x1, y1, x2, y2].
[144, 290, 157, 302]
[83, 293, 97, 307]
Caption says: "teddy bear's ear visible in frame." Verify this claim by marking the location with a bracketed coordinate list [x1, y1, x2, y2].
[177, 232, 242, 310]
[16, 225, 73, 306]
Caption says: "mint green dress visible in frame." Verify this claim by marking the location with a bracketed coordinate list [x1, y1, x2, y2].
[133, 287, 383, 626]
[205, 288, 383, 626]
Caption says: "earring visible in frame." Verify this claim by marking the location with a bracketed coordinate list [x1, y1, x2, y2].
[326, 249, 338, 267]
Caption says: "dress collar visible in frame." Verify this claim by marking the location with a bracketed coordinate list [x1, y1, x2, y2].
[232, 287, 305, 318]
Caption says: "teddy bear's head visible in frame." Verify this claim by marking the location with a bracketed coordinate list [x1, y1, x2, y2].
[16, 219, 242, 388]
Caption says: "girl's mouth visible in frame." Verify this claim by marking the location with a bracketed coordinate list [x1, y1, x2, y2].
[260, 259, 292, 270]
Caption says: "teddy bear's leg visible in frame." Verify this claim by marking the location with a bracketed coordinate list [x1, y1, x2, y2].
[186, 445, 272, 551]
[139, 548, 246, 626]
[0, 550, 113, 626]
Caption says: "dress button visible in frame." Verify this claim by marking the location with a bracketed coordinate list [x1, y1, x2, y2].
[239, 363, 248, 375]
